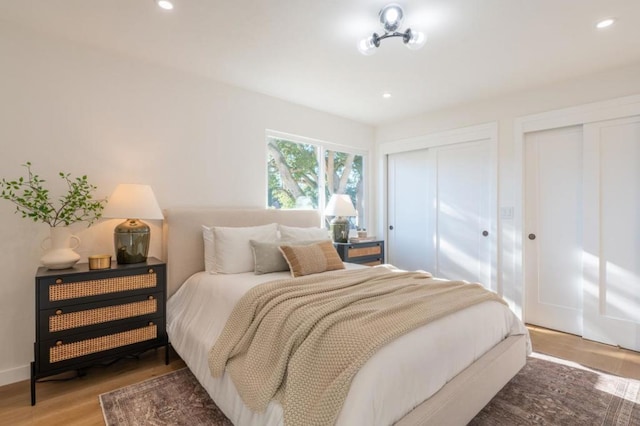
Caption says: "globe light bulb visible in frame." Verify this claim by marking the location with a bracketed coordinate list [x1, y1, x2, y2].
[406, 30, 427, 50]
[358, 36, 377, 56]
[379, 4, 404, 32]
[385, 9, 399, 25]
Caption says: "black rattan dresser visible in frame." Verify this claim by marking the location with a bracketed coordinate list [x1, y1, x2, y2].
[31, 257, 168, 405]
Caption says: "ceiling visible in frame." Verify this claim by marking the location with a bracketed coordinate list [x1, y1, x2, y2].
[1, 0, 639, 125]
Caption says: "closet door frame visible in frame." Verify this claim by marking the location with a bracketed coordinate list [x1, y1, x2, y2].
[379, 122, 499, 291]
[514, 94, 640, 320]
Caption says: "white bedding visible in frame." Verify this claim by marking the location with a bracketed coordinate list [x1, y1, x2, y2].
[167, 266, 529, 426]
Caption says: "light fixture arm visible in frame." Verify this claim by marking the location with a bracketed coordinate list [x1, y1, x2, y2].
[372, 28, 415, 47]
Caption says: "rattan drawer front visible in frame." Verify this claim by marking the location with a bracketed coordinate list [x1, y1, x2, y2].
[49, 324, 157, 363]
[48, 273, 157, 302]
[347, 245, 382, 258]
[49, 298, 157, 332]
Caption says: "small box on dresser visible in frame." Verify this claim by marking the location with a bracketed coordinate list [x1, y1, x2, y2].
[31, 257, 169, 405]
[334, 240, 385, 266]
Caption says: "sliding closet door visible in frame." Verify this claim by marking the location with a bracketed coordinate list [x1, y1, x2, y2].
[433, 140, 495, 290]
[524, 126, 583, 335]
[582, 116, 640, 351]
[387, 149, 432, 271]
[387, 139, 496, 290]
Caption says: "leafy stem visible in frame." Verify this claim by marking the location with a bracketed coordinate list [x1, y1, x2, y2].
[0, 162, 106, 227]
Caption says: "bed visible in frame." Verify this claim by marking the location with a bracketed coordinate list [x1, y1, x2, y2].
[163, 207, 529, 426]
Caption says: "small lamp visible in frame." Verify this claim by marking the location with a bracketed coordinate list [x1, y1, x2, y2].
[324, 194, 356, 243]
[102, 184, 163, 264]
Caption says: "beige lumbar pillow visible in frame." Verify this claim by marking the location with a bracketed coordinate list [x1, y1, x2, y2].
[279, 240, 345, 277]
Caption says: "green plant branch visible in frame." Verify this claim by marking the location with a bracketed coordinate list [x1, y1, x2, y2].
[0, 162, 105, 227]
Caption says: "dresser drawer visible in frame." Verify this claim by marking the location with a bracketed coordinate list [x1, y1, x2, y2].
[38, 265, 163, 309]
[37, 318, 164, 373]
[39, 292, 164, 341]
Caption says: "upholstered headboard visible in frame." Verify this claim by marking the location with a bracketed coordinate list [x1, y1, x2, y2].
[162, 207, 321, 297]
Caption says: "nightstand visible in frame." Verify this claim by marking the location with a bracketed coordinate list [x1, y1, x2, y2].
[31, 257, 169, 405]
[334, 240, 385, 266]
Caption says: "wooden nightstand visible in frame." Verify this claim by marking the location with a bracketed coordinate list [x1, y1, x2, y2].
[31, 257, 169, 405]
[334, 240, 385, 266]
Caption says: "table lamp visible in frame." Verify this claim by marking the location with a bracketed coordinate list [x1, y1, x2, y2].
[324, 194, 356, 243]
[102, 184, 163, 264]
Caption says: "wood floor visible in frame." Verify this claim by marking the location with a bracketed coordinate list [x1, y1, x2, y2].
[0, 348, 186, 426]
[1, 326, 639, 425]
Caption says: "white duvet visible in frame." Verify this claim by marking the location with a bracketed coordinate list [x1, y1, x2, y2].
[167, 265, 528, 426]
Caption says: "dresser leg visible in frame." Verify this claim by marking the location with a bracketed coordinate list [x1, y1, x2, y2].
[30, 361, 36, 406]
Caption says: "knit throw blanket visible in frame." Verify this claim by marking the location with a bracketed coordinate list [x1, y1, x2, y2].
[208, 266, 506, 426]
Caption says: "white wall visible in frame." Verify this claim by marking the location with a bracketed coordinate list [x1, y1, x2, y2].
[0, 21, 374, 386]
[375, 62, 640, 316]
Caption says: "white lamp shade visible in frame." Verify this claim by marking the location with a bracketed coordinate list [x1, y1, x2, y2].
[102, 184, 164, 220]
[324, 194, 356, 217]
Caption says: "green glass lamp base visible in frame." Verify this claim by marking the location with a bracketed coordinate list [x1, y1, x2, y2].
[114, 219, 150, 264]
[330, 217, 349, 243]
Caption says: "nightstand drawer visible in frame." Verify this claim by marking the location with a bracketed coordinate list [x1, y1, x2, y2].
[334, 240, 385, 265]
[39, 292, 164, 340]
[38, 318, 162, 372]
[39, 266, 162, 309]
[347, 244, 382, 258]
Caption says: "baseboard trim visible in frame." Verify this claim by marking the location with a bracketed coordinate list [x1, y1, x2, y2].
[0, 364, 30, 387]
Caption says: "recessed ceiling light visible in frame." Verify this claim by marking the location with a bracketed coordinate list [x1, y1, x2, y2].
[156, 0, 174, 10]
[382, 92, 392, 99]
[596, 18, 616, 29]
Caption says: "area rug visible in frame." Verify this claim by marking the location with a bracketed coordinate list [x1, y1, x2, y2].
[100, 352, 640, 425]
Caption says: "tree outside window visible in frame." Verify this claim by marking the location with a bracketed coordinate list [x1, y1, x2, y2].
[267, 137, 365, 229]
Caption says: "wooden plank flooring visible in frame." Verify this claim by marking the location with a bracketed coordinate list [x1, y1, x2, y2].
[1, 327, 639, 425]
[0, 348, 185, 426]
[528, 324, 640, 380]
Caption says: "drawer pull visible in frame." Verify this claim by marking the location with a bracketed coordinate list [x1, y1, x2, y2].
[148, 321, 154, 326]
[148, 295, 155, 300]
[148, 268, 154, 274]
[55, 309, 63, 315]
[55, 278, 63, 284]
[55, 340, 63, 346]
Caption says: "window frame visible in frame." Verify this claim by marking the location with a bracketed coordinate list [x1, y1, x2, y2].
[265, 129, 369, 229]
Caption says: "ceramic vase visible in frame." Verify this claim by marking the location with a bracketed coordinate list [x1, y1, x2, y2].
[40, 226, 81, 269]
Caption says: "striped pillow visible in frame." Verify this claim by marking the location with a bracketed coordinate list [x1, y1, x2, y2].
[279, 240, 345, 277]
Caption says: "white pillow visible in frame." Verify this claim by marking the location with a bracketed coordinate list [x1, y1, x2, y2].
[279, 224, 330, 241]
[213, 223, 278, 274]
[202, 225, 215, 273]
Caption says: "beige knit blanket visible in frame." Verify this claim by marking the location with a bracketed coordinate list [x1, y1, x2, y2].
[208, 266, 506, 426]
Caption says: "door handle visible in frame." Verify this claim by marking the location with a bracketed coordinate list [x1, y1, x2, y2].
[482, 230, 489, 237]
[528, 233, 536, 240]
[389, 225, 394, 230]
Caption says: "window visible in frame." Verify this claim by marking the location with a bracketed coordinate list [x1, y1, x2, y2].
[267, 133, 366, 229]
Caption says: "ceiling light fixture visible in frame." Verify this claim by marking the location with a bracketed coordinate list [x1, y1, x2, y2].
[358, 4, 426, 55]
[596, 18, 616, 29]
[156, 0, 174, 11]
[382, 92, 392, 99]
